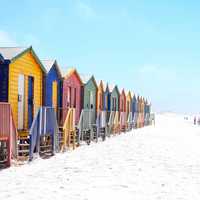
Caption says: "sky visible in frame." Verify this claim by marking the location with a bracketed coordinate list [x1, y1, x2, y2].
[0, 0, 200, 114]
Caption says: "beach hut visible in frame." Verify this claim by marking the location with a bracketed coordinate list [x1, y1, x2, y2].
[0, 47, 46, 139]
[119, 88, 127, 132]
[42, 60, 62, 116]
[108, 85, 120, 134]
[145, 100, 151, 126]
[137, 96, 144, 128]
[0, 103, 17, 168]
[78, 75, 98, 144]
[136, 95, 140, 128]
[142, 97, 145, 127]
[59, 68, 83, 149]
[62, 68, 83, 125]
[103, 84, 111, 136]
[104, 83, 111, 112]
[126, 91, 133, 131]
[96, 80, 106, 141]
[132, 94, 137, 128]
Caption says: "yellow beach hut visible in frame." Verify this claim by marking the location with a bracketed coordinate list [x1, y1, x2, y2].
[0, 46, 46, 139]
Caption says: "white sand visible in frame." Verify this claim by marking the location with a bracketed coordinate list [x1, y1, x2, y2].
[0, 113, 200, 200]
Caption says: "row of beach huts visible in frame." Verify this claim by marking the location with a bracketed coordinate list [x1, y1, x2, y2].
[0, 46, 153, 169]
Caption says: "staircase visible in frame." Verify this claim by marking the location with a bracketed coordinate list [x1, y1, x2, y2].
[60, 108, 78, 150]
[58, 126, 64, 151]
[18, 130, 30, 161]
[39, 135, 53, 158]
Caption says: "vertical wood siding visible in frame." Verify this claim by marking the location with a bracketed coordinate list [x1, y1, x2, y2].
[83, 79, 97, 110]
[97, 82, 104, 113]
[8, 51, 43, 130]
[120, 90, 126, 112]
[110, 87, 119, 111]
[45, 65, 61, 108]
[62, 72, 82, 124]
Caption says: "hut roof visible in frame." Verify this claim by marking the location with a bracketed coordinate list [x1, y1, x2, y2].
[80, 74, 98, 88]
[64, 68, 83, 85]
[109, 84, 120, 95]
[96, 80, 106, 91]
[126, 91, 132, 98]
[42, 59, 62, 78]
[0, 46, 46, 73]
[108, 84, 115, 92]
[80, 74, 92, 84]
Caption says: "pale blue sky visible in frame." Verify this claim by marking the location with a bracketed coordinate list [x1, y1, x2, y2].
[1, 0, 200, 114]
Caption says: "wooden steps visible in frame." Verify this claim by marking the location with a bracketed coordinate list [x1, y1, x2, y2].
[39, 135, 53, 159]
[18, 137, 30, 161]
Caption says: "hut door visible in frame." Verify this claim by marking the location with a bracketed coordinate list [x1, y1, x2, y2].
[28, 76, 34, 129]
[18, 74, 25, 130]
[52, 81, 58, 112]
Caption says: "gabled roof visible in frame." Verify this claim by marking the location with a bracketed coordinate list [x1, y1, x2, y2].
[109, 84, 120, 96]
[65, 68, 83, 85]
[130, 92, 135, 97]
[42, 59, 62, 78]
[108, 84, 115, 92]
[126, 91, 132, 99]
[105, 83, 110, 92]
[0, 46, 46, 73]
[96, 80, 106, 92]
[80, 74, 98, 88]
[132, 93, 136, 101]
[120, 88, 126, 96]
[80, 74, 91, 84]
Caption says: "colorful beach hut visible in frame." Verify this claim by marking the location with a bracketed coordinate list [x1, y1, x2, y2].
[78, 75, 98, 144]
[96, 80, 106, 140]
[126, 91, 133, 131]
[104, 83, 111, 112]
[0, 47, 46, 139]
[108, 85, 120, 134]
[42, 59, 62, 115]
[110, 85, 119, 112]
[119, 88, 127, 132]
[62, 68, 83, 125]
[132, 94, 137, 128]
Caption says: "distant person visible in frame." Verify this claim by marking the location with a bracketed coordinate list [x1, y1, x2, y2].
[194, 116, 196, 125]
